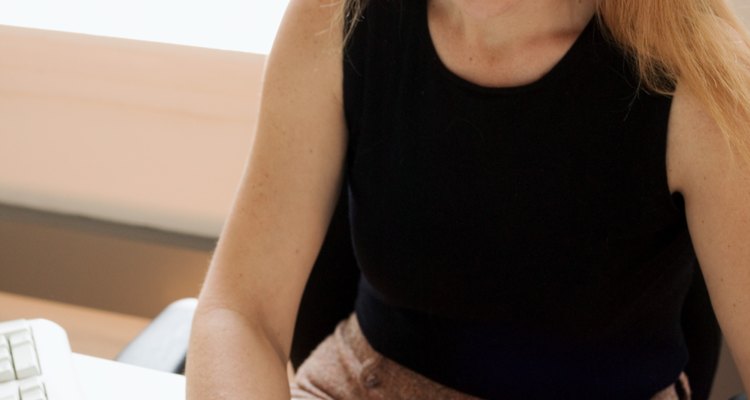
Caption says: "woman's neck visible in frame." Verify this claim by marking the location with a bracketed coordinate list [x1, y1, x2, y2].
[431, 0, 597, 53]
[426, 0, 598, 88]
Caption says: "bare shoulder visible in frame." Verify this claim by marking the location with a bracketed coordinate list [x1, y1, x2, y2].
[273, 0, 343, 57]
[666, 84, 735, 195]
[666, 83, 750, 383]
[666, 84, 750, 240]
[264, 0, 344, 100]
[666, 14, 750, 193]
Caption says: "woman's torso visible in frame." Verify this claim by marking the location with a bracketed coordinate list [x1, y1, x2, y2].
[343, 0, 696, 397]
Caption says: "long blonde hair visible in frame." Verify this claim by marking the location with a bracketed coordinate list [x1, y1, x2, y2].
[340, 0, 750, 160]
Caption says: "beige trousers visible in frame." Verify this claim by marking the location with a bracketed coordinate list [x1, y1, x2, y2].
[290, 314, 690, 400]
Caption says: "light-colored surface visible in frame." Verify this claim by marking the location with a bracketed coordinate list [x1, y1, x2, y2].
[0, 291, 149, 359]
[0, 25, 265, 237]
[0, 319, 86, 399]
[0, 294, 186, 399]
[0, 294, 185, 399]
[0, 0, 288, 54]
[74, 353, 185, 400]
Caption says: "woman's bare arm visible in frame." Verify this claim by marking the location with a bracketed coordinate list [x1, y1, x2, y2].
[668, 85, 750, 391]
[186, 0, 345, 398]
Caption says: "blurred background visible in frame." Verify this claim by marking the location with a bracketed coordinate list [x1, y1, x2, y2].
[0, 1, 748, 398]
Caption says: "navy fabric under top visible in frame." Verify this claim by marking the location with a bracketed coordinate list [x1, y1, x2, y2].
[342, 1, 697, 398]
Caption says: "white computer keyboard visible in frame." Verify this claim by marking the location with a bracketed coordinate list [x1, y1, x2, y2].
[0, 319, 83, 400]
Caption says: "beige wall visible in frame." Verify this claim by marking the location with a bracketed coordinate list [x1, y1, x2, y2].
[0, 25, 265, 237]
[0, 24, 261, 314]
[0, 4, 748, 237]
[1, 3, 749, 397]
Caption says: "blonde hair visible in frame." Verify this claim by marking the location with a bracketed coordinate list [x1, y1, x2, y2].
[340, 0, 750, 160]
[340, 0, 368, 46]
[598, 1, 750, 160]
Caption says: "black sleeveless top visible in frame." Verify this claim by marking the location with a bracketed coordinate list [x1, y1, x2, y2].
[343, 1, 697, 398]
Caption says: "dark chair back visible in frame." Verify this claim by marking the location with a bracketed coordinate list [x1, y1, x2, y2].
[682, 263, 722, 400]
[291, 189, 360, 368]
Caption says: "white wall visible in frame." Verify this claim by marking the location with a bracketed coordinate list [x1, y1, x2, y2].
[0, 0, 289, 54]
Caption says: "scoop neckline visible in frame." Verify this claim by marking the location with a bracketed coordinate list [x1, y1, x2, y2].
[420, 0, 597, 95]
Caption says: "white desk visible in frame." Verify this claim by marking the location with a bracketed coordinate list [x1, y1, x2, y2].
[73, 354, 185, 400]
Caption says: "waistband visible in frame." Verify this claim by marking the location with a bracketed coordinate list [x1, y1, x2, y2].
[354, 277, 688, 399]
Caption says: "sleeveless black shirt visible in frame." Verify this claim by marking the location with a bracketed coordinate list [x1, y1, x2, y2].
[343, 1, 697, 398]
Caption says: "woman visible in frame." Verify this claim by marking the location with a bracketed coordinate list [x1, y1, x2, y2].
[186, 0, 750, 398]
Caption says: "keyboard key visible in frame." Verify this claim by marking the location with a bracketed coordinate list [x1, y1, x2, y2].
[9, 330, 40, 380]
[0, 337, 14, 383]
[0, 360, 14, 382]
[0, 346, 11, 362]
[19, 390, 44, 400]
[7, 332, 32, 349]
[19, 378, 46, 400]
[19, 377, 43, 392]
[0, 319, 83, 400]
[9, 343, 40, 379]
